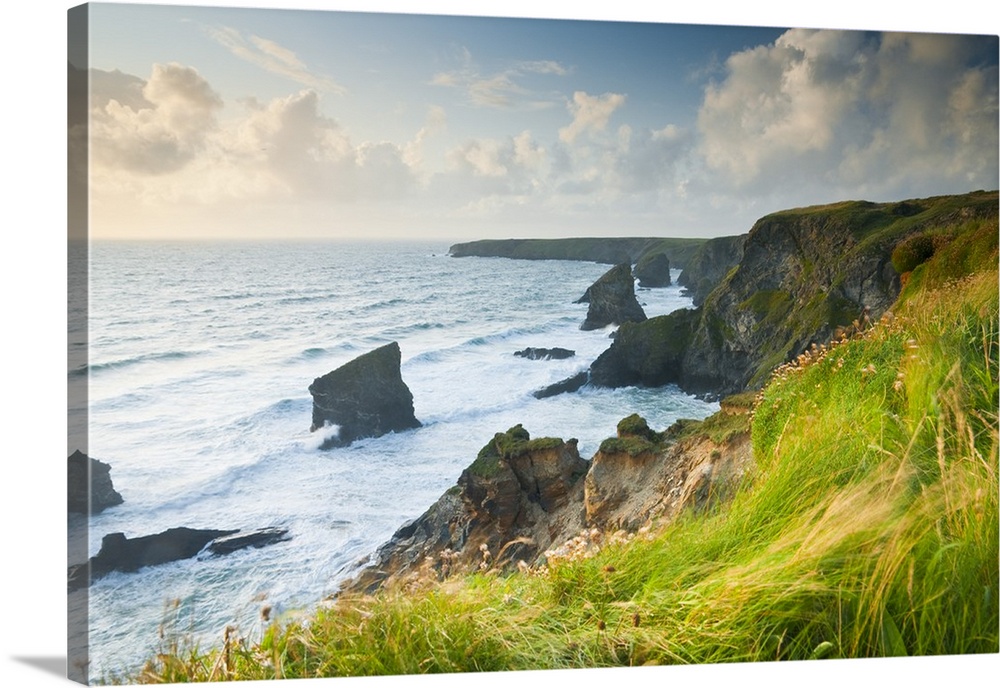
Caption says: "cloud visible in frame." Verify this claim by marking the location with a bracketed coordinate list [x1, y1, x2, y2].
[208, 26, 346, 94]
[558, 91, 627, 143]
[90, 63, 222, 175]
[696, 29, 999, 196]
[89, 64, 426, 216]
[431, 51, 568, 109]
[403, 105, 447, 169]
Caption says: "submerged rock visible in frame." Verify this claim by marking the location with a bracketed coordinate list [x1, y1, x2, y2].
[633, 252, 671, 288]
[68, 526, 292, 591]
[205, 527, 291, 555]
[514, 347, 576, 360]
[67, 450, 123, 515]
[532, 371, 589, 399]
[308, 342, 421, 449]
[576, 263, 647, 331]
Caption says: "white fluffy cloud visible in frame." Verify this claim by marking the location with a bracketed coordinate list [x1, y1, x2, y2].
[559, 91, 627, 143]
[697, 29, 999, 196]
[90, 63, 222, 175]
[89, 64, 422, 221]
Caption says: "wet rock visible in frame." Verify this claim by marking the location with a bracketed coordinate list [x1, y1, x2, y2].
[532, 371, 589, 399]
[67, 450, 123, 515]
[309, 342, 421, 449]
[205, 527, 291, 555]
[68, 526, 292, 591]
[514, 347, 576, 360]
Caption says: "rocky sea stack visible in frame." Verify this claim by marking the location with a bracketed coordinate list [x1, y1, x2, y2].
[633, 251, 671, 287]
[309, 342, 421, 449]
[68, 450, 123, 515]
[576, 263, 647, 331]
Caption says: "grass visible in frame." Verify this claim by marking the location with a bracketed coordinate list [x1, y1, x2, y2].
[127, 218, 998, 684]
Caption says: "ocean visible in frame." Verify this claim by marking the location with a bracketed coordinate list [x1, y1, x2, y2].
[68, 240, 717, 679]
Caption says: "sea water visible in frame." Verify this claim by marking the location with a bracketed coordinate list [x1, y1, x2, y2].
[68, 240, 717, 679]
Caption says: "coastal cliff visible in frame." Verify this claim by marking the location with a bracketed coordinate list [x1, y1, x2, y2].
[591, 191, 999, 398]
[676, 234, 745, 306]
[448, 237, 706, 269]
[342, 411, 750, 594]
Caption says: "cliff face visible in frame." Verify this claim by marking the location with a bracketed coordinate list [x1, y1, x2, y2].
[676, 234, 746, 306]
[341, 415, 750, 595]
[344, 426, 589, 594]
[448, 237, 706, 270]
[591, 191, 1000, 398]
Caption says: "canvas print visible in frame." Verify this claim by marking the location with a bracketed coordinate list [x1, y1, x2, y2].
[67, 2, 999, 685]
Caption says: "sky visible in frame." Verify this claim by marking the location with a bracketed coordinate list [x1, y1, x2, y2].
[71, 1, 999, 241]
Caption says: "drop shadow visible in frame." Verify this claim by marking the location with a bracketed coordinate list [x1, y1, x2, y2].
[11, 656, 66, 678]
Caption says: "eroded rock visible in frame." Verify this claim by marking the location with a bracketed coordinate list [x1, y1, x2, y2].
[514, 347, 576, 360]
[341, 425, 589, 594]
[68, 450, 124, 515]
[576, 263, 647, 331]
[309, 342, 421, 449]
[634, 252, 671, 288]
[68, 526, 292, 591]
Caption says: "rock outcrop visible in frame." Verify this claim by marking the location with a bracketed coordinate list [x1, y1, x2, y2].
[591, 192, 999, 398]
[633, 252, 671, 288]
[68, 450, 124, 515]
[514, 347, 575, 360]
[585, 414, 751, 530]
[676, 234, 746, 306]
[309, 342, 421, 449]
[68, 526, 291, 591]
[205, 527, 291, 555]
[532, 371, 589, 399]
[341, 412, 751, 596]
[588, 308, 700, 390]
[343, 425, 589, 594]
[576, 263, 647, 331]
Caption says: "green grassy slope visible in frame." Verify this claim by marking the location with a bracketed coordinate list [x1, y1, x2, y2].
[128, 213, 998, 684]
